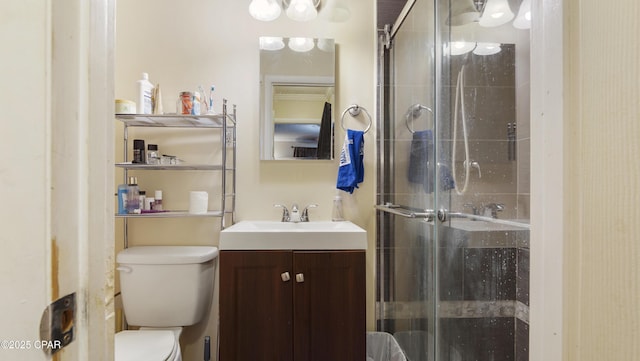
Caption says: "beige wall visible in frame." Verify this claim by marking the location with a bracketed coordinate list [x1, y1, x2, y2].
[115, 1, 375, 360]
[564, 0, 640, 359]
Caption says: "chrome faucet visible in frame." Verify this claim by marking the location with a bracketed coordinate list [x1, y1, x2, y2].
[274, 203, 318, 222]
[463, 203, 479, 216]
[301, 204, 318, 222]
[274, 204, 290, 222]
[289, 204, 301, 223]
[482, 203, 505, 219]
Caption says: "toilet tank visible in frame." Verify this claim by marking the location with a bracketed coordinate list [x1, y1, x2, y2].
[117, 246, 219, 327]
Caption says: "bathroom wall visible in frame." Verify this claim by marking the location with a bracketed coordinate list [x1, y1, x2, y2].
[114, 1, 376, 360]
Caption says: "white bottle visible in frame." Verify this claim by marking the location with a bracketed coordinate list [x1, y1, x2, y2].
[153, 190, 163, 211]
[136, 72, 154, 114]
[331, 195, 345, 221]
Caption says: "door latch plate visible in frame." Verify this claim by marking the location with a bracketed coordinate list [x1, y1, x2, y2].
[39, 293, 75, 356]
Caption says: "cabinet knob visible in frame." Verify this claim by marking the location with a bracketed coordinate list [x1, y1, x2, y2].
[296, 273, 305, 283]
[281, 272, 291, 282]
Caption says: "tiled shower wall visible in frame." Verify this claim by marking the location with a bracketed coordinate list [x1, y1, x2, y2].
[445, 43, 530, 221]
[437, 227, 529, 361]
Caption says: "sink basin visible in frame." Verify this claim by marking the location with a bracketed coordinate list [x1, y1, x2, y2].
[220, 221, 367, 250]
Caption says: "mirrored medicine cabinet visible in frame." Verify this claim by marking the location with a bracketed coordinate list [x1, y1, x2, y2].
[259, 37, 335, 160]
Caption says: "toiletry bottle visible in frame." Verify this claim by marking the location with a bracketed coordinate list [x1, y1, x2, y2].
[117, 184, 128, 214]
[139, 190, 146, 211]
[192, 92, 201, 115]
[147, 144, 159, 165]
[133, 139, 145, 163]
[331, 194, 345, 221]
[126, 177, 141, 214]
[136, 72, 154, 114]
[154, 190, 163, 211]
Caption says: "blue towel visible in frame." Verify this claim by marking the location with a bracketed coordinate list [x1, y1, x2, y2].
[336, 129, 365, 193]
[407, 130, 454, 193]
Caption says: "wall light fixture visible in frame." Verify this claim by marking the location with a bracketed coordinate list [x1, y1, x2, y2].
[249, 0, 327, 22]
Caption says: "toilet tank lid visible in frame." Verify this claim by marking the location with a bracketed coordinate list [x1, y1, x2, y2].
[117, 246, 219, 265]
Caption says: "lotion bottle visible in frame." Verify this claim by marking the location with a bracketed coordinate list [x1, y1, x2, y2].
[136, 73, 154, 114]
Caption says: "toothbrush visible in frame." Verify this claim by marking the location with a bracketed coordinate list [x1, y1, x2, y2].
[209, 85, 215, 114]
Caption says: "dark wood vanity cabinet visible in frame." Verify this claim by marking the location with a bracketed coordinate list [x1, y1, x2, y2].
[219, 250, 366, 361]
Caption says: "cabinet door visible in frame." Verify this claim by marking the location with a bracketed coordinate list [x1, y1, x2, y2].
[293, 251, 366, 361]
[220, 251, 293, 361]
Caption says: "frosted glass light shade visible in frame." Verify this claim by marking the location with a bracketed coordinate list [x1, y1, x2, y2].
[447, 41, 476, 56]
[321, 0, 350, 22]
[286, 0, 318, 21]
[249, 0, 282, 21]
[513, 0, 532, 29]
[448, 0, 481, 26]
[473, 42, 502, 55]
[479, 0, 514, 27]
[260, 37, 285, 51]
[317, 38, 335, 52]
[288, 37, 315, 52]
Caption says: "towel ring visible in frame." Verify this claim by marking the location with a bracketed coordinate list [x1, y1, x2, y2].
[341, 105, 372, 133]
[405, 104, 433, 133]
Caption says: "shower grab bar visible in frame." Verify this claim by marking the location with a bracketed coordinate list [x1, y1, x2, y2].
[375, 203, 435, 222]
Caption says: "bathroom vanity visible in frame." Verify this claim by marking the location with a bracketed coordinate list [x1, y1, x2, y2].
[219, 221, 367, 361]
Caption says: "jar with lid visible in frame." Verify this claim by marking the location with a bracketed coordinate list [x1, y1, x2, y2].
[177, 92, 193, 114]
[147, 144, 159, 165]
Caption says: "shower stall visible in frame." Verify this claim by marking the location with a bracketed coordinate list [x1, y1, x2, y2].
[375, 0, 531, 360]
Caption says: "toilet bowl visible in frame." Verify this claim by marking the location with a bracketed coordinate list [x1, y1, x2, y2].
[115, 328, 182, 361]
[115, 246, 218, 361]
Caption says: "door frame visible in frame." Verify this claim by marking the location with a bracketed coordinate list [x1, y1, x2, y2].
[51, 0, 116, 359]
[529, 0, 564, 360]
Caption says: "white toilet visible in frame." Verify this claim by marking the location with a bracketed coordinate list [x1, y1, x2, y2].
[115, 246, 218, 361]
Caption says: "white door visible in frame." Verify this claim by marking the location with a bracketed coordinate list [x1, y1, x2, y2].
[0, 1, 115, 360]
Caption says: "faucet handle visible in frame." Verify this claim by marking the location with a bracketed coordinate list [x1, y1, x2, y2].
[274, 204, 290, 222]
[482, 203, 505, 218]
[301, 204, 318, 222]
[463, 203, 478, 215]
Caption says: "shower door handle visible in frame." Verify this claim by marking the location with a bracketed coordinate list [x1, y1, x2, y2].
[375, 204, 435, 222]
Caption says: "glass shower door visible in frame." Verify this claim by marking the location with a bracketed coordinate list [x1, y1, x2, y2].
[376, 0, 438, 360]
[377, 0, 530, 360]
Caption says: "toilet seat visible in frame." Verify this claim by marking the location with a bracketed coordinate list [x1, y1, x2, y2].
[115, 330, 181, 361]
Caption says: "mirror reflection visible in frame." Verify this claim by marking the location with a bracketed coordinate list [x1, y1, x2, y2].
[259, 37, 335, 160]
